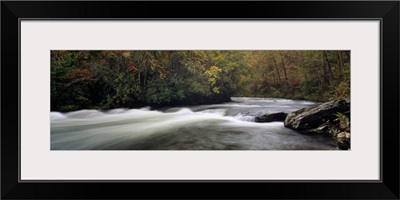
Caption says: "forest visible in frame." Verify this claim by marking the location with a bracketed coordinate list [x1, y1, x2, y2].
[51, 50, 350, 111]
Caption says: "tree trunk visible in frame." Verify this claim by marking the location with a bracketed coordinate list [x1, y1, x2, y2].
[144, 66, 147, 89]
[321, 53, 330, 85]
[272, 58, 281, 85]
[279, 51, 289, 83]
[323, 51, 334, 80]
[336, 51, 344, 79]
[272, 73, 276, 86]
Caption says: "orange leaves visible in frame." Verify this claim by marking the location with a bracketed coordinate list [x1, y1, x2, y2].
[210, 65, 222, 73]
[65, 69, 95, 86]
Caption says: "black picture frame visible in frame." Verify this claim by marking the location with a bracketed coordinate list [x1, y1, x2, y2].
[2, 1, 399, 199]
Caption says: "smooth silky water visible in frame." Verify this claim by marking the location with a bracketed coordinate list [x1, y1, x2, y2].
[51, 97, 337, 150]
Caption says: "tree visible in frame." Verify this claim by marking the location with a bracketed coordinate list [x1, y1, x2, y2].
[51, 50, 351, 111]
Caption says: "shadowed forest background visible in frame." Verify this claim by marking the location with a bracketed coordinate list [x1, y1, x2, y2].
[51, 50, 350, 111]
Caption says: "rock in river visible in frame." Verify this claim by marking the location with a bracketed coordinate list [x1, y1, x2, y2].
[284, 99, 350, 133]
[255, 112, 288, 122]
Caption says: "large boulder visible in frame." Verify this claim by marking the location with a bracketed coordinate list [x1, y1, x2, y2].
[284, 99, 350, 132]
[255, 112, 288, 122]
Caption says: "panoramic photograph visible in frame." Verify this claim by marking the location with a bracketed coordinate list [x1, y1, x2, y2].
[51, 50, 350, 150]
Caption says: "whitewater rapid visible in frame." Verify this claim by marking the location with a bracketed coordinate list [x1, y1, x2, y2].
[51, 97, 336, 150]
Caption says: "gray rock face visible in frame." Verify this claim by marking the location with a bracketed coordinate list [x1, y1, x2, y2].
[255, 112, 288, 122]
[284, 99, 350, 132]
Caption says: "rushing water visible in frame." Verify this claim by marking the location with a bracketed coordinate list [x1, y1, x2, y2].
[51, 97, 337, 150]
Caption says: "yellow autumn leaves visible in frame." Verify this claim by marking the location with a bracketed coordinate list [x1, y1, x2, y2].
[205, 65, 222, 94]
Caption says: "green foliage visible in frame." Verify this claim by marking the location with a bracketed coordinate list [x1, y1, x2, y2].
[327, 112, 351, 140]
[334, 112, 350, 129]
[334, 80, 350, 100]
[51, 50, 350, 111]
[330, 112, 351, 150]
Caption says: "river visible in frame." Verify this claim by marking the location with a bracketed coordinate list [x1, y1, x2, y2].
[51, 97, 337, 150]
